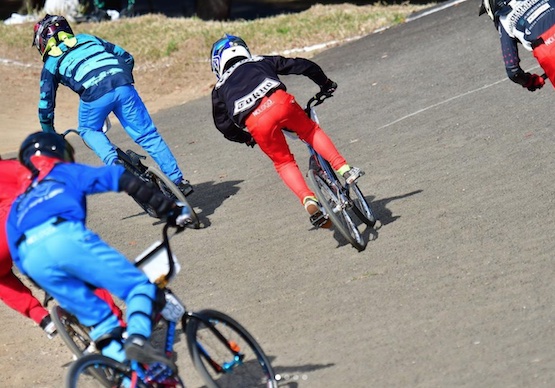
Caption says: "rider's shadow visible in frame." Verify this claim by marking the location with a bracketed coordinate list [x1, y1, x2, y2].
[326, 189, 423, 249]
[121, 180, 243, 227]
[371, 189, 423, 227]
[185, 180, 243, 228]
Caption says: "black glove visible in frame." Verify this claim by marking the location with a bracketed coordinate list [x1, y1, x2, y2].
[320, 79, 338, 95]
[245, 136, 257, 148]
[523, 73, 545, 91]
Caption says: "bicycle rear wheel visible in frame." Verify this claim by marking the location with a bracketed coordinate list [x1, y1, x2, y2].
[146, 167, 200, 228]
[51, 306, 96, 359]
[65, 354, 143, 388]
[185, 309, 277, 388]
[307, 168, 366, 251]
[348, 183, 376, 227]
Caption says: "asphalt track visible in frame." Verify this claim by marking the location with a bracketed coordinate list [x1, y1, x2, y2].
[3, 0, 555, 387]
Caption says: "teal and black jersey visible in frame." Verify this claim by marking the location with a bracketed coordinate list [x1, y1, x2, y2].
[38, 33, 134, 132]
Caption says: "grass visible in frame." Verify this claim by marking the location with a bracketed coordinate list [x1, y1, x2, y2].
[1, 3, 433, 62]
[0, 3, 434, 107]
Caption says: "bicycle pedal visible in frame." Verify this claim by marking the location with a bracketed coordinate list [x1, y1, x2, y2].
[310, 211, 332, 229]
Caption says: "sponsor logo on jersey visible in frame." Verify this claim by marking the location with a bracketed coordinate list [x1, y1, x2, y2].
[233, 78, 280, 115]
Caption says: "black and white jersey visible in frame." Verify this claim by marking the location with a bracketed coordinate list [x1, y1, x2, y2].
[497, 0, 555, 77]
[211, 55, 328, 143]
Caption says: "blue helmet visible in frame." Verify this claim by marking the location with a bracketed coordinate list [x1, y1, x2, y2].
[210, 34, 251, 79]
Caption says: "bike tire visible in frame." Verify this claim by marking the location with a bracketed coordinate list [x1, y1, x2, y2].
[146, 166, 200, 228]
[185, 309, 277, 388]
[65, 354, 144, 388]
[307, 168, 366, 251]
[348, 182, 376, 227]
[50, 306, 96, 358]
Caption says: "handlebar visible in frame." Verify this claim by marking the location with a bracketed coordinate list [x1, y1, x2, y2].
[304, 91, 334, 117]
[160, 222, 185, 285]
[62, 128, 80, 138]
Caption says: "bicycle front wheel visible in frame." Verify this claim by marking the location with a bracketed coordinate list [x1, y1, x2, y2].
[348, 182, 376, 227]
[307, 168, 366, 251]
[185, 309, 277, 388]
[146, 166, 200, 228]
[51, 306, 96, 359]
[65, 354, 143, 388]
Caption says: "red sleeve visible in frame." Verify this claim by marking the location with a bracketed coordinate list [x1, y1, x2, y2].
[0, 160, 30, 209]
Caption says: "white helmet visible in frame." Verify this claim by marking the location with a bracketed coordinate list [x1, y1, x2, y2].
[210, 34, 251, 79]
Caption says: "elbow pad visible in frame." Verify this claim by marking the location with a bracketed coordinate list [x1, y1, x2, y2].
[118, 171, 174, 217]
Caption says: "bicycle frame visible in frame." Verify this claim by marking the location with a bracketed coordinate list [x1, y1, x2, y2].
[132, 225, 252, 385]
[304, 95, 358, 217]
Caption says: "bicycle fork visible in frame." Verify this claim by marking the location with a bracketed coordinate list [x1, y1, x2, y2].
[193, 317, 245, 374]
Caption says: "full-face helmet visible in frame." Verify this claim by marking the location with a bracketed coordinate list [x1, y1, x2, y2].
[19, 132, 75, 173]
[32, 14, 74, 61]
[210, 34, 251, 79]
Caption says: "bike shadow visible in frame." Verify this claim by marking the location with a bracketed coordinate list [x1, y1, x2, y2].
[269, 356, 334, 387]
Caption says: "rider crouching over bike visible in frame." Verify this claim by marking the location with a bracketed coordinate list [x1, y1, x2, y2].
[32, 14, 194, 198]
[210, 34, 363, 228]
[479, 0, 555, 91]
[6, 132, 192, 372]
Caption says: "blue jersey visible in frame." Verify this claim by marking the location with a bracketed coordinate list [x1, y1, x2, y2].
[39, 33, 135, 132]
[6, 162, 124, 270]
[497, 0, 555, 78]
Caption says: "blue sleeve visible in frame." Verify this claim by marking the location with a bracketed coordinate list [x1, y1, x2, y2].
[72, 164, 126, 194]
[38, 66, 59, 133]
[99, 36, 134, 70]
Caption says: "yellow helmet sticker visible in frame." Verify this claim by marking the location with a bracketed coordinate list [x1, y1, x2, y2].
[44, 32, 76, 59]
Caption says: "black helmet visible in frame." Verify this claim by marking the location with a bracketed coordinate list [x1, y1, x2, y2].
[19, 132, 75, 173]
[32, 14, 75, 61]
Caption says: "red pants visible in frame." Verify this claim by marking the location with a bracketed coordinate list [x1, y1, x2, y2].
[0, 206, 49, 324]
[245, 89, 347, 203]
[533, 23, 555, 88]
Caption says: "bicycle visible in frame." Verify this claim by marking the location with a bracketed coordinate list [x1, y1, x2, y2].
[62, 119, 200, 228]
[296, 92, 377, 251]
[64, 220, 277, 388]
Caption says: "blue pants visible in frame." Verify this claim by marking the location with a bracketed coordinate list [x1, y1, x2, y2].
[16, 219, 157, 343]
[78, 84, 183, 183]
